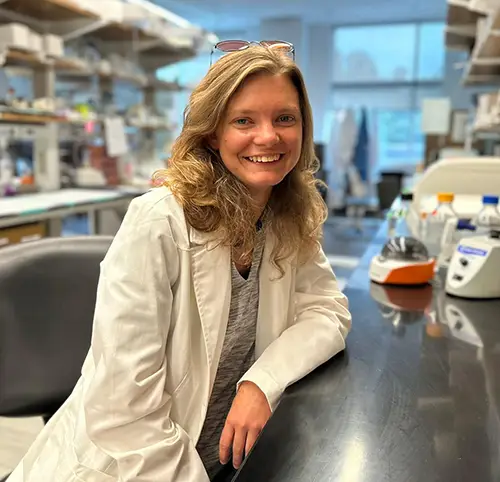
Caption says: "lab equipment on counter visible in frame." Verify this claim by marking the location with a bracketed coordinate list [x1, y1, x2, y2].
[406, 157, 500, 237]
[386, 191, 413, 238]
[474, 195, 500, 235]
[369, 236, 436, 286]
[417, 211, 428, 242]
[438, 218, 477, 269]
[426, 192, 458, 250]
[445, 230, 500, 299]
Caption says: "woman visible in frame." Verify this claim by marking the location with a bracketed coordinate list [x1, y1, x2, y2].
[7, 44, 351, 482]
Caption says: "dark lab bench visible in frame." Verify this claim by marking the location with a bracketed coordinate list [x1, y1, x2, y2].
[234, 225, 500, 482]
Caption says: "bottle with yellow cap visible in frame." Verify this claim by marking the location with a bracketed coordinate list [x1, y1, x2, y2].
[426, 192, 458, 255]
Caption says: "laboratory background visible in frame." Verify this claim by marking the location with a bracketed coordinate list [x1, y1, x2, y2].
[1, 0, 500, 480]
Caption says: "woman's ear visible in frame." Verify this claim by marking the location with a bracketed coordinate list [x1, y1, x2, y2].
[208, 132, 219, 150]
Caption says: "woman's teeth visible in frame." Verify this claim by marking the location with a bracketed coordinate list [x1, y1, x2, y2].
[246, 154, 282, 163]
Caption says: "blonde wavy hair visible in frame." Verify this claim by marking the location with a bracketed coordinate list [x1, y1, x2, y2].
[154, 45, 327, 273]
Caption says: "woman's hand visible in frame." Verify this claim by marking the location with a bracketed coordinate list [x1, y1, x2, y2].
[219, 381, 272, 470]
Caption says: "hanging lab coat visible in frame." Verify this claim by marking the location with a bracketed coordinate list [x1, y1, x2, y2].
[8, 186, 351, 482]
[326, 108, 358, 209]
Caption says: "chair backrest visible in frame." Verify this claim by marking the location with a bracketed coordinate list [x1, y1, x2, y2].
[0, 236, 113, 417]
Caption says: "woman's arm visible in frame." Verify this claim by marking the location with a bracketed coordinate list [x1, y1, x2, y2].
[238, 245, 352, 410]
[83, 196, 209, 482]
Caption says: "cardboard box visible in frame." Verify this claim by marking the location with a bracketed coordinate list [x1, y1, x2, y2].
[0, 222, 46, 248]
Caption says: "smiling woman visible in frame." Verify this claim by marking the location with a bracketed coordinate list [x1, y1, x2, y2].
[6, 45, 351, 482]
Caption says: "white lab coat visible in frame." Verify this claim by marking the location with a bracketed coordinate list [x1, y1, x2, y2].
[8, 187, 351, 482]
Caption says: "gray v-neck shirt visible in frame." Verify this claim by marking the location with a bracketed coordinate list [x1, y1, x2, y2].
[196, 230, 266, 480]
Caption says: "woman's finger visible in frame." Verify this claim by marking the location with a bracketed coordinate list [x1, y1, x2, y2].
[232, 427, 247, 469]
[219, 423, 235, 465]
[245, 428, 260, 459]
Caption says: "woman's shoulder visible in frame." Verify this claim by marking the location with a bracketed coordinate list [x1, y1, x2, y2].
[128, 186, 190, 250]
[132, 186, 183, 217]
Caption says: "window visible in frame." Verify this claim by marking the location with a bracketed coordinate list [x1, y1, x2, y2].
[333, 22, 445, 83]
[330, 82, 443, 173]
[417, 23, 446, 80]
[333, 24, 417, 83]
[329, 22, 445, 175]
[376, 111, 423, 171]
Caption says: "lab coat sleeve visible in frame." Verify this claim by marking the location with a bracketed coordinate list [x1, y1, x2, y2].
[239, 245, 352, 410]
[83, 197, 209, 482]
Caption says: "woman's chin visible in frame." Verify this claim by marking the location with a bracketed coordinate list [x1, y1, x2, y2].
[245, 180, 281, 195]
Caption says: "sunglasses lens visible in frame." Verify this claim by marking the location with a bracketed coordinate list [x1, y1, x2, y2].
[216, 40, 248, 52]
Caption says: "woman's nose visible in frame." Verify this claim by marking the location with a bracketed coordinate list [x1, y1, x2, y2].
[254, 124, 280, 146]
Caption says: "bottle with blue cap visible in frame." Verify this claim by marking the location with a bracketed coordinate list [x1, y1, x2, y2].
[474, 195, 500, 235]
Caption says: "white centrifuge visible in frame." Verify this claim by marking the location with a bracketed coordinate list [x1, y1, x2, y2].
[445, 230, 500, 299]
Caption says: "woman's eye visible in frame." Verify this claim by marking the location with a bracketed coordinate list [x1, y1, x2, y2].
[235, 118, 249, 125]
[279, 115, 294, 123]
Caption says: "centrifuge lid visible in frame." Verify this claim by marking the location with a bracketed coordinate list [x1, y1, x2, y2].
[379, 236, 430, 263]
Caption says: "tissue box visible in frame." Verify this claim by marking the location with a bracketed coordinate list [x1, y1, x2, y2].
[43, 34, 64, 58]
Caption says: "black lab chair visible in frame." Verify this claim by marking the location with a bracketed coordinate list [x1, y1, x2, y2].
[0, 236, 113, 481]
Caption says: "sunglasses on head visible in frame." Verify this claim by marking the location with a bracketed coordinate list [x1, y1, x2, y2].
[210, 40, 295, 66]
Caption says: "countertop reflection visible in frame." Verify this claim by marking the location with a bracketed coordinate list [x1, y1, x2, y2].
[234, 228, 500, 482]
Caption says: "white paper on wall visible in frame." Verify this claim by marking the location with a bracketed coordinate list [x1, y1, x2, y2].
[421, 98, 452, 135]
[104, 117, 129, 157]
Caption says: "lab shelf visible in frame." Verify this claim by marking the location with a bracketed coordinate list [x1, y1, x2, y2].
[139, 44, 197, 70]
[0, 0, 99, 22]
[89, 21, 157, 43]
[0, 0, 212, 194]
[458, 7, 500, 84]
[3, 49, 46, 68]
[0, 112, 62, 124]
[1, 48, 87, 71]
[448, 0, 483, 28]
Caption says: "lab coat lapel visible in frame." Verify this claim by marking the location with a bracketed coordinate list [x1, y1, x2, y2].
[190, 227, 231, 370]
[256, 233, 293, 358]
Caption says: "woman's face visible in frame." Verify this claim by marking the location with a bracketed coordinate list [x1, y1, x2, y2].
[212, 73, 303, 204]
